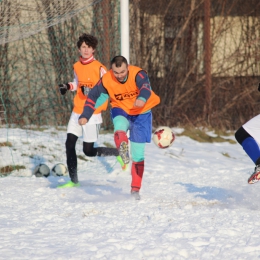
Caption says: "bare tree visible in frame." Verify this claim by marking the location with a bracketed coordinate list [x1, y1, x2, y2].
[130, 0, 260, 129]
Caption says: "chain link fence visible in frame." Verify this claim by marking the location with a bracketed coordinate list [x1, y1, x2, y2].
[0, 0, 121, 174]
[0, 0, 120, 129]
[0, 0, 260, 131]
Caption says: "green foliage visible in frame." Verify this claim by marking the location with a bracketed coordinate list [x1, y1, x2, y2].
[22, 127, 49, 132]
[100, 129, 114, 134]
[77, 155, 90, 161]
[0, 141, 12, 147]
[221, 152, 231, 157]
[177, 128, 236, 144]
[55, 126, 66, 131]
[0, 165, 26, 176]
[103, 142, 115, 148]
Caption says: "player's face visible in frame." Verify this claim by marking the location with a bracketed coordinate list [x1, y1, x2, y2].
[112, 63, 128, 82]
[79, 42, 95, 59]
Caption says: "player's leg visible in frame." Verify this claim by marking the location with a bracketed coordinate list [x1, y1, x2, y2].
[129, 111, 152, 198]
[83, 141, 119, 157]
[82, 122, 127, 170]
[82, 123, 121, 157]
[65, 133, 79, 184]
[130, 142, 145, 193]
[58, 112, 82, 188]
[235, 126, 260, 164]
[235, 126, 260, 184]
[112, 108, 130, 164]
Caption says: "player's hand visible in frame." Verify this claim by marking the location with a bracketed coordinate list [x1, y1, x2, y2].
[78, 118, 88, 125]
[134, 99, 145, 107]
[58, 83, 70, 95]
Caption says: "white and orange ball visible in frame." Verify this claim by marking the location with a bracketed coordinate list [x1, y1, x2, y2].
[152, 126, 175, 149]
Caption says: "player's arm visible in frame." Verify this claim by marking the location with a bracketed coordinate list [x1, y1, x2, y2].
[100, 66, 107, 77]
[78, 79, 109, 125]
[58, 72, 78, 95]
[134, 70, 152, 107]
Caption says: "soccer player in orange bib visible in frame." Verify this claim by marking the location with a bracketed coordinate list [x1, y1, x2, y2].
[57, 34, 124, 188]
[79, 56, 160, 199]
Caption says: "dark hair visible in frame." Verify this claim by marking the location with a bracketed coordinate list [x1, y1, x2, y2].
[77, 34, 98, 49]
[110, 55, 128, 67]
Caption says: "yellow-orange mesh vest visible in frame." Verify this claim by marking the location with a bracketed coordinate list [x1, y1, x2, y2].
[101, 65, 160, 115]
[73, 60, 108, 114]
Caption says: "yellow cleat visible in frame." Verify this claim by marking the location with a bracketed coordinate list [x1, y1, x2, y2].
[116, 156, 128, 171]
[57, 180, 80, 188]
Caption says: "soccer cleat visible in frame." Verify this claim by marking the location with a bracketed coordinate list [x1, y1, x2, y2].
[57, 180, 80, 188]
[131, 190, 140, 200]
[121, 164, 128, 171]
[119, 141, 130, 164]
[248, 165, 260, 184]
[116, 156, 128, 171]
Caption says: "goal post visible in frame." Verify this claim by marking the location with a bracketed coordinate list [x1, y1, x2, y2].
[120, 0, 130, 63]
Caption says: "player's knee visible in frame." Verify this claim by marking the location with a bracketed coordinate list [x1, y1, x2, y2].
[83, 147, 96, 157]
[65, 133, 77, 151]
[82, 142, 97, 157]
[65, 140, 75, 152]
[131, 142, 145, 162]
[113, 115, 129, 132]
[235, 126, 251, 145]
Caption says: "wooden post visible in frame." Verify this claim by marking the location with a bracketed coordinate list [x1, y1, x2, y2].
[204, 0, 211, 123]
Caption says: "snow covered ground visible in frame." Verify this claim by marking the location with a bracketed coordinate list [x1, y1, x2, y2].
[1, 127, 260, 259]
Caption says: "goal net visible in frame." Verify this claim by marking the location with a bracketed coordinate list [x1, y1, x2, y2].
[0, 0, 121, 176]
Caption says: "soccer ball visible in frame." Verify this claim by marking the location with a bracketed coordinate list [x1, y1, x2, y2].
[51, 163, 68, 177]
[33, 163, 50, 177]
[152, 126, 175, 149]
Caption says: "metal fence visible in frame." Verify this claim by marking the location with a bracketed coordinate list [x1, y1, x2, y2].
[0, 0, 260, 130]
[0, 0, 120, 129]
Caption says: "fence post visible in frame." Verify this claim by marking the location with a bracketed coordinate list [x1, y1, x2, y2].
[204, 0, 212, 124]
[0, 91, 7, 126]
[102, 0, 110, 68]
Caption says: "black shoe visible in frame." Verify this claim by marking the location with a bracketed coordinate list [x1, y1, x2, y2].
[131, 190, 140, 200]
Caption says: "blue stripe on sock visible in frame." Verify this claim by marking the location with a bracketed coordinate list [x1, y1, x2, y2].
[242, 137, 260, 164]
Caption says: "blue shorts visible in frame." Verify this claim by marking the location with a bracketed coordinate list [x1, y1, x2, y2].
[111, 107, 152, 143]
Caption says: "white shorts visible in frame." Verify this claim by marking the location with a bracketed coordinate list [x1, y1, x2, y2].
[67, 112, 102, 142]
[243, 114, 260, 146]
